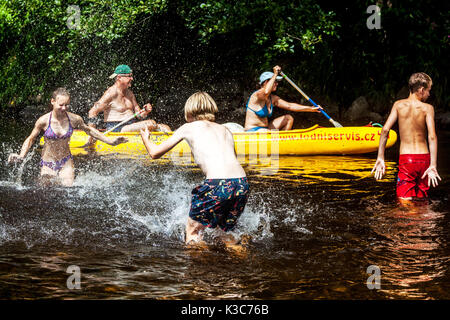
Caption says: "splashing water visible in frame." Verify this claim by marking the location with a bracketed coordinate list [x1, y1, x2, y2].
[1, 120, 449, 299]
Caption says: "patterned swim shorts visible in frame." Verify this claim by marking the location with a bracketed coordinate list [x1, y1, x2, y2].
[189, 177, 250, 232]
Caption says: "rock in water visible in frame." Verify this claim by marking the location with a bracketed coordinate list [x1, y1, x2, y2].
[345, 96, 370, 121]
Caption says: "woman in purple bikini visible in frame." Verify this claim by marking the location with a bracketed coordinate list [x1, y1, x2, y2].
[8, 88, 127, 186]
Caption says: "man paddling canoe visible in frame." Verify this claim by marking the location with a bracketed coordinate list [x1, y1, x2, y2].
[372, 72, 441, 200]
[87, 64, 171, 133]
[244, 65, 322, 132]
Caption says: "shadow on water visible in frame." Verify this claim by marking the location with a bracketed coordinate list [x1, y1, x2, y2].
[0, 121, 449, 299]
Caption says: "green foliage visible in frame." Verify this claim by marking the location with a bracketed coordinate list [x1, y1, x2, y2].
[0, 0, 167, 107]
[284, 1, 449, 111]
[178, 0, 339, 59]
[0, 0, 448, 113]
[77, 0, 166, 39]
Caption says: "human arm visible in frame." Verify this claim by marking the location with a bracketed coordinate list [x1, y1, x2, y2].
[140, 126, 185, 159]
[88, 87, 122, 129]
[371, 103, 398, 180]
[85, 90, 116, 145]
[88, 89, 115, 126]
[8, 117, 45, 162]
[263, 65, 282, 96]
[421, 105, 441, 187]
[274, 96, 323, 112]
[73, 115, 128, 146]
[130, 92, 152, 120]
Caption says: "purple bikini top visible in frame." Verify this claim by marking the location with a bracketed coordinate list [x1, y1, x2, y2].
[43, 112, 73, 140]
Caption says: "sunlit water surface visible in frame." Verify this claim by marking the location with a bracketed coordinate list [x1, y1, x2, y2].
[0, 121, 449, 299]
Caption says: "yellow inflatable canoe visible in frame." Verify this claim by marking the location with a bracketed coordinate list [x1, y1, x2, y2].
[40, 124, 397, 157]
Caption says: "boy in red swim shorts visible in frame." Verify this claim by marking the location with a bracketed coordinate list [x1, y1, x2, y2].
[372, 72, 441, 200]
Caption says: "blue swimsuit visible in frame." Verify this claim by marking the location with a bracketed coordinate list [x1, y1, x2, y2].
[245, 92, 274, 132]
[40, 112, 74, 172]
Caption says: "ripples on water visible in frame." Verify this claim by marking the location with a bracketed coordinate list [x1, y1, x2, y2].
[0, 129, 449, 300]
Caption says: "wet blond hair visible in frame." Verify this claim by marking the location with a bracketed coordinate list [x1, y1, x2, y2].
[184, 91, 218, 122]
[408, 72, 432, 93]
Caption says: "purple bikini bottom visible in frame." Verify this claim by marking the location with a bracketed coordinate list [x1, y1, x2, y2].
[40, 154, 73, 172]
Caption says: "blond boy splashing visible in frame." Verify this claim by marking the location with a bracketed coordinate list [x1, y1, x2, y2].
[140, 92, 250, 244]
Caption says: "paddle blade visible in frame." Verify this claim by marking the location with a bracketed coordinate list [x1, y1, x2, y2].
[329, 118, 343, 128]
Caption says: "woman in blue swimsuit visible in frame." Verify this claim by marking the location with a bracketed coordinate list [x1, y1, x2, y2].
[8, 88, 127, 186]
[244, 65, 322, 132]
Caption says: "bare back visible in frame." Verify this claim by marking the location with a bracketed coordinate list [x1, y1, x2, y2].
[178, 121, 246, 179]
[395, 98, 432, 154]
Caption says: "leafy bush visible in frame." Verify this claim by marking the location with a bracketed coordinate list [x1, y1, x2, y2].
[1, 0, 448, 113]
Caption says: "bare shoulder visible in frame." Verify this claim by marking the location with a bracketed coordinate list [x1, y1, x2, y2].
[36, 112, 51, 127]
[208, 121, 228, 130]
[106, 85, 117, 94]
[37, 112, 50, 122]
[181, 121, 224, 135]
[422, 103, 435, 119]
[67, 112, 83, 124]
[173, 122, 193, 136]
[210, 122, 234, 139]
[254, 88, 268, 100]
[179, 122, 194, 130]
[423, 102, 434, 111]
[393, 99, 407, 108]
[271, 94, 281, 104]
[103, 85, 118, 100]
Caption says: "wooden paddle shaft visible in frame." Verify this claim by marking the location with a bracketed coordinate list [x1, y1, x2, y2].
[280, 71, 342, 127]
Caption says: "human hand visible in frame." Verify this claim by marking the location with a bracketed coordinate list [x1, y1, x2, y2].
[8, 153, 23, 163]
[140, 127, 150, 141]
[371, 158, 385, 180]
[81, 137, 97, 148]
[312, 105, 323, 112]
[140, 103, 152, 118]
[421, 166, 442, 187]
[273, 65, 281, 75]
[113, 137, 128, 146]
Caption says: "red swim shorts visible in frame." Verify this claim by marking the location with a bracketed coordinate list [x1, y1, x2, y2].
[396, 154, 430, 199]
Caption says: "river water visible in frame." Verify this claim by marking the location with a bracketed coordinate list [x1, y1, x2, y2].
[0, 119, 449, 300]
